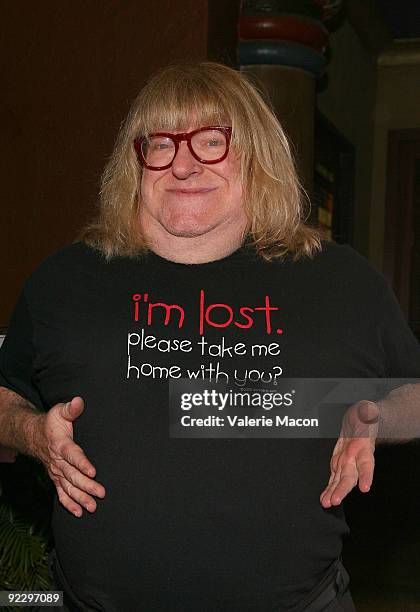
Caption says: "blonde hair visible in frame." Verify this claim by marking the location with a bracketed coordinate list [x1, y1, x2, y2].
[81, 61, 323, 261]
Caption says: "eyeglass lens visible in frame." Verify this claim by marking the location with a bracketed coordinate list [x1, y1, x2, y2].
[141, 129, 227, 167]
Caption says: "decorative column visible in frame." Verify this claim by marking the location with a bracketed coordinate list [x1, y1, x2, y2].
[238, 0, 341, 193]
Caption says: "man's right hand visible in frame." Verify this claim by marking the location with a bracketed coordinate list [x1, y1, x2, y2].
[32, 397, 106, 517]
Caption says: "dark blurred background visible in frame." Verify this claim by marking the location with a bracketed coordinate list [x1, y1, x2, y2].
[1, 1, 419, 609]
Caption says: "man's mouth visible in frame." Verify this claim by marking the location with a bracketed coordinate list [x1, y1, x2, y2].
[165, 188, 217, 195]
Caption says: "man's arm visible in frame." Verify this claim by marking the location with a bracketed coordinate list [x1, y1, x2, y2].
[377, 383, 420, 443]
[320, 382, 420, 508]
[0, 387, 44, 457]
[0, 387, 106, 517]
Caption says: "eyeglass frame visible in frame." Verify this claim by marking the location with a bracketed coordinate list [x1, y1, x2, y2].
[133, 125, 232, 171]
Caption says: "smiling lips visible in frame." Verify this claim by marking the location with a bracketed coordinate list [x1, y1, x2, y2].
[166, 188, 217, 195]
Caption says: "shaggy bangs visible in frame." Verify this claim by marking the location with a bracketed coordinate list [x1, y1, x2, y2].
[136, 84, 229, 135]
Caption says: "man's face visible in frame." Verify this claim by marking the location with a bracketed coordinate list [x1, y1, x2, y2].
[139, 126, 246, 241]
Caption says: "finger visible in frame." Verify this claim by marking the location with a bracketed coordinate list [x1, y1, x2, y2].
[61, 397, 85, 423]
[330, 453, 338, 473]
[320, 488, 334, 508]
[329, 436, 346, 472]
[357, 400, 379, 425]
[325, 451, 346, 491]
[321, 454, 360, 507]
[49, 467, 102, 511]
[329, 473, 358, 506]
[320, 490, 333, 508]
[320, 467, 343, 507]
[356, 452, 375, 493]
[320, 466, 339, 500]
[59, 441, 98, 479]
[59, 478, 99, 513]
[326, 457, 363, 506]
[55, 484, 83, 518]
[321, 475, 353, 508]
[59, 459, 106, 499]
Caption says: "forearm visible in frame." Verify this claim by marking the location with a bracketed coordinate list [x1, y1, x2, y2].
[377, 383, 420, 444]
[0, 387, 44, 458]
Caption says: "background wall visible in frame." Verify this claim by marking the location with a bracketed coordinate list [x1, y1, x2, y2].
[317, 22, 420, 270]
[1, 0, 208, 326]
[370, 52, 420, 268]
[317, 20, 377, 257]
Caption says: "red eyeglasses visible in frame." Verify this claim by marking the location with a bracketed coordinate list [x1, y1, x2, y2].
[134, 126, 232, 171]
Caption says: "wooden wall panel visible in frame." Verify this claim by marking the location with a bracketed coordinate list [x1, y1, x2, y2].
[1, 1, 208, 326]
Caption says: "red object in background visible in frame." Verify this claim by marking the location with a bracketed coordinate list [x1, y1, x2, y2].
[239, 14, 329, 53]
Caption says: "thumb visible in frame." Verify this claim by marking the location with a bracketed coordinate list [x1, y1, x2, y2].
[357, 400, 379, 425]
[60, 396, 85, 422]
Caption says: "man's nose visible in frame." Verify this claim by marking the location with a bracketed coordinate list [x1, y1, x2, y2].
[171, 141, 202, 178]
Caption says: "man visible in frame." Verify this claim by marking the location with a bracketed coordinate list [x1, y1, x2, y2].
[0, 61, 419, 611]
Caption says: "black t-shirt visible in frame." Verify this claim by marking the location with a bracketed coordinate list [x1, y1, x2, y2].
[1, 241, 419, 611]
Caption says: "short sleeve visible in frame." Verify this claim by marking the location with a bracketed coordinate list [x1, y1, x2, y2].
[378, 282, 420, 378]
[0, 291, 46, 410]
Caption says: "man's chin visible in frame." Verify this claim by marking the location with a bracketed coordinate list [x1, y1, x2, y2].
[163, 223, 214, 239]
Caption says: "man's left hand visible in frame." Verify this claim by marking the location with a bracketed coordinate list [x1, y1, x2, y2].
[320, 400, 379, 508]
